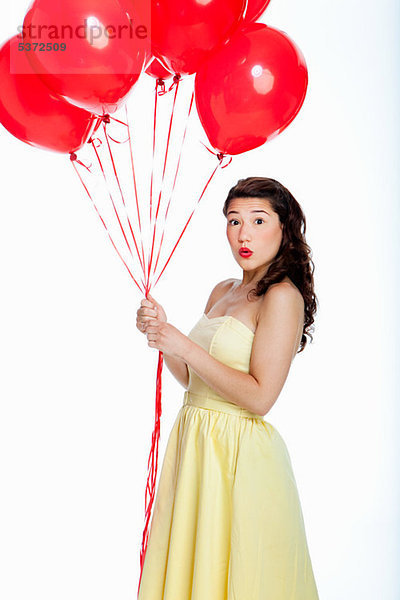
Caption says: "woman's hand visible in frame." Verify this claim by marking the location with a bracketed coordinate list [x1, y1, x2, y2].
[136, 293, 189, 357]
[136, 293, 167, 335]
[145, 320, 189, 358]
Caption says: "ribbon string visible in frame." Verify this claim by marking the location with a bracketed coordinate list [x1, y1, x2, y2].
[70, 154, 145, 294]
[137, 349, 163, 595]
[147, 75, 181, 288]
[150, 87, 195, 288]
[156, 78, 166, 96]
[68, 76, 231, 598]
[153, 154, 225, 288]
[102, 120, 146, 275]
[69, 152, 93, 172]
[125, 103, 149, 293]
[89, 137, 139, 269]
[199, 140, 233, 168]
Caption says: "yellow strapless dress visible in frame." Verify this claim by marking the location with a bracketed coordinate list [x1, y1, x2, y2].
[137, 313, 319, 599]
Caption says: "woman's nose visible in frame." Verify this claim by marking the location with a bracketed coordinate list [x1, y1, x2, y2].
[238, 225, 251, 243]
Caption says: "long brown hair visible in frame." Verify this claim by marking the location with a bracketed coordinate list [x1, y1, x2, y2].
[223, 177, 318, 353]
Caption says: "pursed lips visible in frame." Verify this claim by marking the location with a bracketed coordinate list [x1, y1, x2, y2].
[239, 247, 253, 256]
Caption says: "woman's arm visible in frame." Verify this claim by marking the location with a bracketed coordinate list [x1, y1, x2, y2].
[162, 354, 189, 388]
[181, 282, 304, 416]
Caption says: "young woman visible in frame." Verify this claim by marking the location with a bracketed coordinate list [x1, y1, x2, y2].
[136, 177, 319, 599]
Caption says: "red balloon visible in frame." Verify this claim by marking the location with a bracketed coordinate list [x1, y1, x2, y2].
[151, 0, 246, 75]
[22, 0, 149, 115]
[145, 57, 173, 80]
[244, 0, 271, 23]
[195, 23, 308, 155]
[0, 36, 98, 153]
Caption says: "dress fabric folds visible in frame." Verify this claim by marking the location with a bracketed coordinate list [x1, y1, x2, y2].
[138, 313, 319, 600]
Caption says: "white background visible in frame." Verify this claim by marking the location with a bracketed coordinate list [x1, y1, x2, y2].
[0, 1, 399, 598]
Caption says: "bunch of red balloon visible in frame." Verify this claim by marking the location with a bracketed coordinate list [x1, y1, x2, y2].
[152, 0, 308, 155]
[0, 0, 308, 156]
[0, 0, 308, 595]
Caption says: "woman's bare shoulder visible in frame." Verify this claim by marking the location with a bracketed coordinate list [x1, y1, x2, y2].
[257, 277, 304, 324]
[257, 278, 304, 323]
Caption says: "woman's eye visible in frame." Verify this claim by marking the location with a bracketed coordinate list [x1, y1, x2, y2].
[228, 218, 264, 225]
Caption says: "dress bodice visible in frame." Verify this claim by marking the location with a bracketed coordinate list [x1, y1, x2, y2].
[184, 313, 262, 419]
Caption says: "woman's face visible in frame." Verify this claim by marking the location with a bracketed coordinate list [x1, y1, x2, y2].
[225, 197, 283, 273]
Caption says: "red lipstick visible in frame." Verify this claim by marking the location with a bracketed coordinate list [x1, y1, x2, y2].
[239, 247, 253, 258]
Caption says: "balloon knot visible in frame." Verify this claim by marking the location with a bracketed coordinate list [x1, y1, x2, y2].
[70, 152, 77, 161]
[156, 78, 166, 95]
[88, 136, 102, 148]
[102, 114, 111, 124]
[167, 73, 182, 92]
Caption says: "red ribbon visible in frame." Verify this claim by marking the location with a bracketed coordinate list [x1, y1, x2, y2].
[156, 78, 166, 96]
[101, 114, 130, 144]
[88, 137, 102, 149]
[137, 347, 163, 595]
[69, 154, 145, 294]
[156, 72, 181, 96]
[69, 152, 93, 172]
[199, 140, 233, 168]
[70, 83, 230, 598]
[168, 73, 182, 92]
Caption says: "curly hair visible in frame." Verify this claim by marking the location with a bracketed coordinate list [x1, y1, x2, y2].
[223, 177, 318, 353]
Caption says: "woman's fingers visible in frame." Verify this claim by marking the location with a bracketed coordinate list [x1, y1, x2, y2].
[139, 297, 158, 316]
[140, 295, 168, 324]
[140, 297, 153, 308]
[136, 310, 160, 335]
[137, 298, 157, 322]
[138, 307, 157, 318]
[145, 320, 162, 344]
[141, 296, 159, 309]
[145, 319, 159, 331]
[137, 296, 165, 336]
